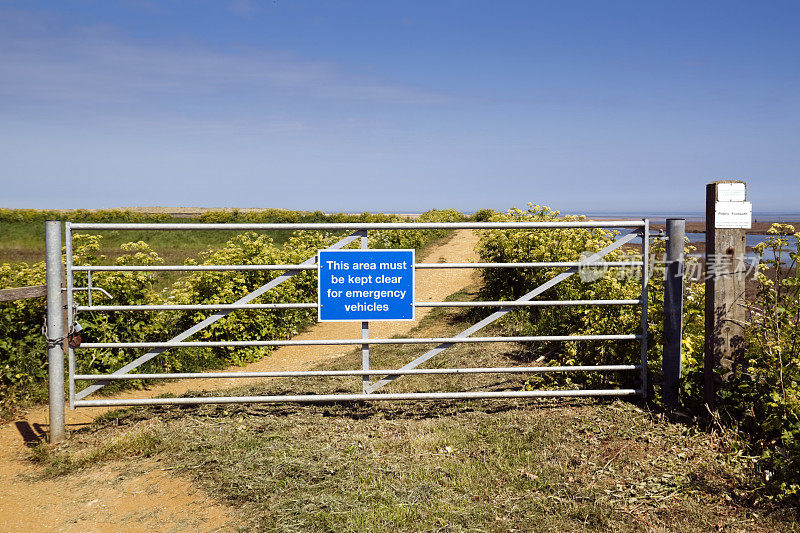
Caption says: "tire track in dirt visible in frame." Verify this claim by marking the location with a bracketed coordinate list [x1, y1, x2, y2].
[0, 229, 480, 532]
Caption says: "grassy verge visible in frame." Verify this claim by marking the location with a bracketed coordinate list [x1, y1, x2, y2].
[44, 401, 795, 532]
[33, 303, 798, 531]
[0, 220, 307, 264]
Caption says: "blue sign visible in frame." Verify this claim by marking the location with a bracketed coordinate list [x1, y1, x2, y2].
[318, 249, 415, 322]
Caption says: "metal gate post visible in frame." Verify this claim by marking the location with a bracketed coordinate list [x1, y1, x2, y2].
[639, 219, 650, 398]
[45, 221, 66, 443]
[360, 230, 370, 394]
[663, 218, 685, 408]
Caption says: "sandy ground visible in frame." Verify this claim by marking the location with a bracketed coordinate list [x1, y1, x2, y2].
[0, 230, 480, 532]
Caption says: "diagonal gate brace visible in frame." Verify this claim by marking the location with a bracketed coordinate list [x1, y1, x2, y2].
[366, 229, 642, 393]
[76, 231, 363, 400]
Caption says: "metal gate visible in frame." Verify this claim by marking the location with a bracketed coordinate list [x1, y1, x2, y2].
[50, 219, 651, 410]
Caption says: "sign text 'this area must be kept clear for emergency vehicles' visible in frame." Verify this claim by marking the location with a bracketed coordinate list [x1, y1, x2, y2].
[318, 249, 415, 321]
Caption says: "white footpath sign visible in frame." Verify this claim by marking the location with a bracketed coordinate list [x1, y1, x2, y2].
[715, 201, 752, 229]
[717, 183, 746, 202]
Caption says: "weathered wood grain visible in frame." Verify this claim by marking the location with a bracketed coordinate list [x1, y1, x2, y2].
[0, 285, 47, 301]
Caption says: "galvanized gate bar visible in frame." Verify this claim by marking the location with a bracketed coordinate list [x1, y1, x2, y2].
[78, 334, 641, 349]
[414, 261, 644, 268]
[73, 264, 320, 272]
[76, 299, 642, 312]
[75, 365, 641, 380]
[78, 303, 319, 311]
[71, 261, 642, 272]
[70, 221, 646, 231]
[65, 222, 76, 409]
[74, 231, 363, 400]
[74, 388, 642, 408]
[417, 300, 642, 307]
[366, 229, 641, 393]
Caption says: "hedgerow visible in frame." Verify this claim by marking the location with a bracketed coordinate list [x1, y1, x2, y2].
[0, 207, 465, 226]
[0, 262, 49, 410]
[0, 209, 463, 416]
[719, 224, 799, 501]
[475, 204, 704, 393]
[0, 208, 173, 223]
[475, 205, 798, 503]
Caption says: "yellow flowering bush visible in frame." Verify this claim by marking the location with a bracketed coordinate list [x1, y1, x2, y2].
[476, 204, 705, 394]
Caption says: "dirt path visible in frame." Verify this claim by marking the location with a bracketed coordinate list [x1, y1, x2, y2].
[0, 230, 480, 532]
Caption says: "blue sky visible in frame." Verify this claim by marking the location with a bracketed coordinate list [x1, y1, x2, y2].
[1, 1, 798, 213]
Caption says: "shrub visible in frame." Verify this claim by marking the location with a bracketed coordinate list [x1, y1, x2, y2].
[0, 262, 49, 412]
[163, 231, 342, 366]
[475, 204, 705, 394]
[720, 223, 800, 500]
[70, 236, 169, 379]
[476, 205, 644, 388]
[0, 212, 464, 415]
[473, 208, 497, 222]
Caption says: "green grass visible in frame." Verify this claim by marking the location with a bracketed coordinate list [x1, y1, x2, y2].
[36, 400, 795, 531]
[0, 221, 303, 264]
[0, 218, 345, 298]
[33, 302, 798, 531]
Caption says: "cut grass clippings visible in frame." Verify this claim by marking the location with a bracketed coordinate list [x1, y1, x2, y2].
[34, 399, 796, 532]
[32, 303, 799, 532]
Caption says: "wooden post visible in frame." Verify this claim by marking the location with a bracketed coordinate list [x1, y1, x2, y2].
[704, 180, 749, 407]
